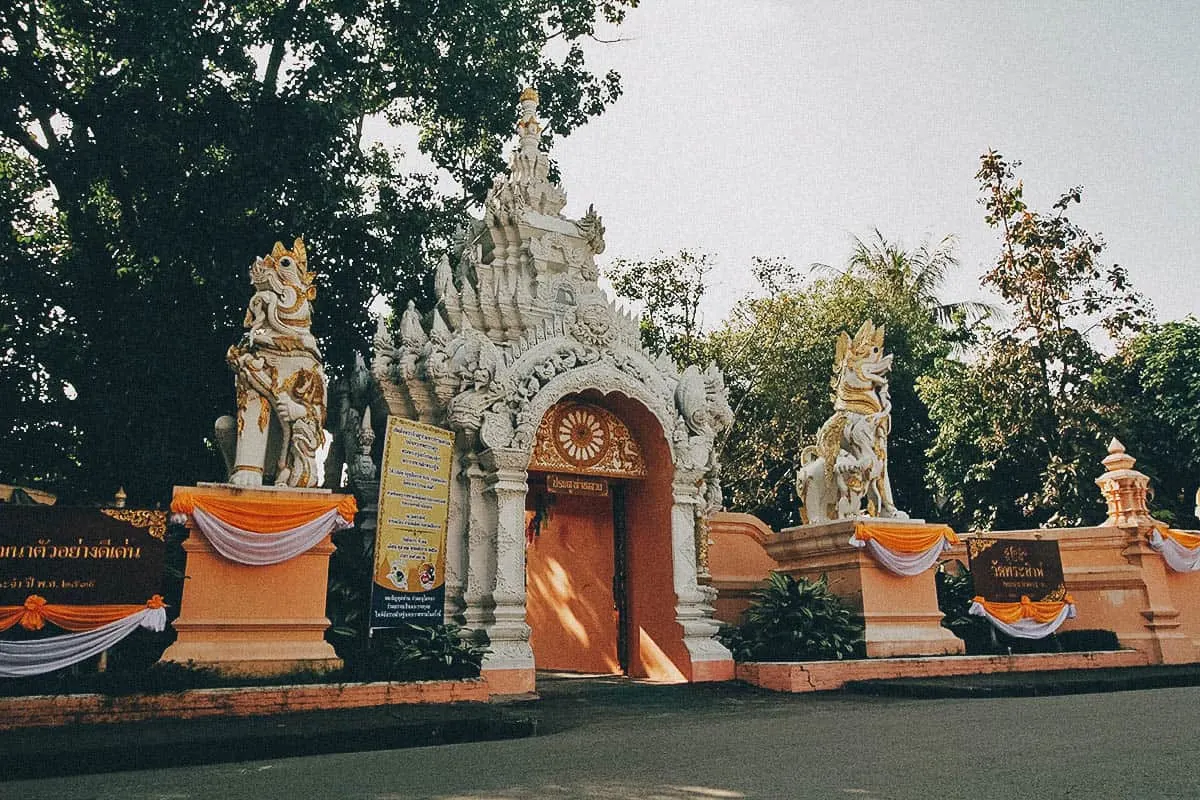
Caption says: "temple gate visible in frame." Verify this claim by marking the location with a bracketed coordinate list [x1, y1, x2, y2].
[365, 90, 735, 692]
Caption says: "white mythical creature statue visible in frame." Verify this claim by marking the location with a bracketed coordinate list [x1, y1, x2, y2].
[215, 238, 328, 488]
[795, 320, 908, 524]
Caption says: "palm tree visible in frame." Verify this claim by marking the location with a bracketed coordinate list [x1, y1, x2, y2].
[816, 229, 1000, 329]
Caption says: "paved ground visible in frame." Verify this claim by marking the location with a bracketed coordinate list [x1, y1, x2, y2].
[5, 675, 1199, 799]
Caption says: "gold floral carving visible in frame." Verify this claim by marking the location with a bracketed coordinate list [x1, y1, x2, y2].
[529, 402, 647, 478]
[966, 538, 996, 559]
[100, 509, 168, 541]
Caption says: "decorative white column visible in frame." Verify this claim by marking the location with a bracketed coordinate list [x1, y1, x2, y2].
[461, 451, 495, 635]
[443, 445, 469, 624]
[671, 471, 733, 668]
[479, 447, 534, 673]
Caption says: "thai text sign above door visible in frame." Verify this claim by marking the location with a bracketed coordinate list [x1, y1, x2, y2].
[0, 508, 167, 605]
[546, 473, 610, 497]
[967, 538, 1067, 603]
[370, 416, 454, 631]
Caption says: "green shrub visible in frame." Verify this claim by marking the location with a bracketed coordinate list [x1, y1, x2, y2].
[0, 659, 223, 698]
[1056, 628, 1119, 652]
[367, 623, 488, 681]
[323, 524, 487, 681]
[718, 572, 863, 662]
[935, 562, 994, 653]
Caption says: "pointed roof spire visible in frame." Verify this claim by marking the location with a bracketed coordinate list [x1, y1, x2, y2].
[517, 87, 542, 145]
[1102, 437, 1136, 472]
[485, 87, 567, 220]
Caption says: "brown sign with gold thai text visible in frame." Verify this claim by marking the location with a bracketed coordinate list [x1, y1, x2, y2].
[967, 537, 1067, 603]
[546, 474, 610, 497]
[0, 508, 167, 605]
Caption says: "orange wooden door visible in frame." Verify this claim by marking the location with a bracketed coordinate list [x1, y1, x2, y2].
[525, 489, 620, 674]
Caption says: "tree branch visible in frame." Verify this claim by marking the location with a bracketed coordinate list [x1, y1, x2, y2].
[0, 118, 50, 161]
[262, 0, 303, 97]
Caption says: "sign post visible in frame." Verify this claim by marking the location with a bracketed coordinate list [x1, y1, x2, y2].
[545, 473, 609, 497]
[369, 416, 455, 632]
[966, 538, 1068, 604]
[0, 508, 167, 606]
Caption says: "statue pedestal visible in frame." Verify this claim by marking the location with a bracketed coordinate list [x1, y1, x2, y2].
[160, 485, 343, 676]
[767, 520, 964, 658]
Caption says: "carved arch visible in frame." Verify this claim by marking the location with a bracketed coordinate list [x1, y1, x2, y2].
[511, 361, 679, 465]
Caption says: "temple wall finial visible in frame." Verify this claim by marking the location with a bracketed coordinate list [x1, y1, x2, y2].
[483, 87, 567, 223]
[1095, 438, 1156, 529]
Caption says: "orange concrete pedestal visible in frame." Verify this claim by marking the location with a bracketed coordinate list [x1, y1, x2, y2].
[767, 520, 964, 658]
[160, 485, 343, 677]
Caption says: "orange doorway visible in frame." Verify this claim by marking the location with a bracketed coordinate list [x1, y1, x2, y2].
[525, 478, 627, 674]
[525, 394, 693, 682]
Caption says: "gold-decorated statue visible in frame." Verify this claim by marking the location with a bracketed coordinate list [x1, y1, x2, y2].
[795, 320, 907, 524]
[215, 238, 327, 488]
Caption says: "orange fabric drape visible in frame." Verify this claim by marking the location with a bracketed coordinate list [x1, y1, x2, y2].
[172, 489, 357, 532]
[853, 522, 960, 554]
[0, 595, 164, 632]
[1162, 528, 1200, 550]
[972, 595, 1073, 625]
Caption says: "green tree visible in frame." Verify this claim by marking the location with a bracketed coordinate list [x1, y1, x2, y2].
[1095, 319, 1200, 527]
[919, 151, 1151, 530]
[0, 146, 79, 491]
[711, 250, 956, 529]
[820, 229, 997, 335]
[606, 249, 713, 366]
[0, 0, 636, 504]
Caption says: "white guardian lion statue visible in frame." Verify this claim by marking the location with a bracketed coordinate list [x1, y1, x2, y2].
[215, 238, 328, 488]
[795, 320, 908, 524]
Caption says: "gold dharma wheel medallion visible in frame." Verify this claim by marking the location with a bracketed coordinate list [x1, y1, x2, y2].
[553, 406, 610, 467]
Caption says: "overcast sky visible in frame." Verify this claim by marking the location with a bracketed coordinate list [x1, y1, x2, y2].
[543, 1, 1199, 329]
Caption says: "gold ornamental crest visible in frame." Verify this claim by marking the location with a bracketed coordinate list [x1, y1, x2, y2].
[530, 401, 647, 479]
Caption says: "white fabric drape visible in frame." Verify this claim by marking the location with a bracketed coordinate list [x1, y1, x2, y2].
[0, 606, 167, 678]
[848, 534, 951, 576]
[188, 506, 352, 566]
[1148, 528, 1200, 573]
[968, 600, 1076, 639]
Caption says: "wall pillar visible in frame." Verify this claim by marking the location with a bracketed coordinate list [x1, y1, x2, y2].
[478, 447, 536, 694]
[671, 471, 734, 681]
[1094, 439, 1193, 663]
[443, 445, 469, 624]
[462, 451, 495, 633]
[1120, 525, 1193, 663]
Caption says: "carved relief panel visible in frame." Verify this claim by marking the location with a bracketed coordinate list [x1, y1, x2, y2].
[529, 401, 647, 479]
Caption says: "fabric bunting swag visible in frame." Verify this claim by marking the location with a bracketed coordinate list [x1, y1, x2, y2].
[1148, 527, 1200, 573]
[0, 596, 167, 678]
[170, 491, 357, 566]
[968, 595, 1076, 639]
[849, 522, 961, 576]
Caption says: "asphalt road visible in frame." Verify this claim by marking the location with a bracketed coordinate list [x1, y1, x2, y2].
[7, 679, 1198, 799]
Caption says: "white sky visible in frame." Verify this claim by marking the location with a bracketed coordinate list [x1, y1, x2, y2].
[540, 1, 1200, 330]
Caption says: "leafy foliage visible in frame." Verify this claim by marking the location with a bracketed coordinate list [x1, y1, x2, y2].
[371, 623, 488, 682]
[934, 563, 992, 649]
[823, 229, 997, 335]
[606, 249, 714, 366]
[324, 525, 486, 681]
[0, 0, 636, 504]
[325, 524, 375, 651]
[1095, 319, 1200, 527]
[718, 572, 863, 662]
[710, 246, 959, 529]
[919, 152, 1151, 530]
[0, 658, 226, 698]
